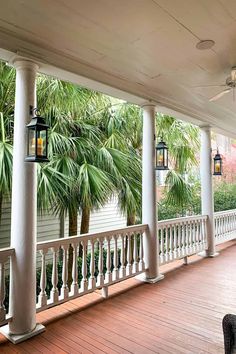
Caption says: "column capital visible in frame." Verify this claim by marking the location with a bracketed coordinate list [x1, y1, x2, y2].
[200, 124, 212, 132]
[9, 57, 39, 71]
[141, 101, 157, 110]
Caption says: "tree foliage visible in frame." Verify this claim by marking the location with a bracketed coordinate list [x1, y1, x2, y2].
[0, 61, 219, 230]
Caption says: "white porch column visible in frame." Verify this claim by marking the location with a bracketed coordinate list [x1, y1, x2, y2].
[141, 103, 163, 283]
[200, 126, 218, 257]
[0, 59, 45, 343]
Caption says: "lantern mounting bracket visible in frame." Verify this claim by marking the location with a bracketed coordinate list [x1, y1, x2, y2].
[29, 105, 40, 117]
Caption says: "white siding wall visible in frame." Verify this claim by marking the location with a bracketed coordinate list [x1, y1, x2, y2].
[0, 201, 11, 249]
[64, 198, 127, 236]
[0, 197, 126, 248]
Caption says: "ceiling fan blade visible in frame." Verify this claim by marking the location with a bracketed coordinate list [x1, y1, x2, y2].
[209, 88, 231, 102]
[231, 66, 236, 81]
[192, 84, 227, 88]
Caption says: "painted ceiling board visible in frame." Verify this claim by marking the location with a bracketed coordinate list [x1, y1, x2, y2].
[0, 0, 235, 136]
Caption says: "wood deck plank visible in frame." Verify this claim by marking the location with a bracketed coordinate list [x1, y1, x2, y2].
[1, 241, 236, 353]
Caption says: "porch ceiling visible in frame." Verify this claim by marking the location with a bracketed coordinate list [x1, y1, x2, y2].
[0, 1, 236, 136]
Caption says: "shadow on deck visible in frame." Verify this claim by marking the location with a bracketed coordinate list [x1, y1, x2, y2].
[1, 241, 235, 353]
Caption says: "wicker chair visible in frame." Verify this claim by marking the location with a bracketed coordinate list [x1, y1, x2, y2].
[222, 314, 236, 354]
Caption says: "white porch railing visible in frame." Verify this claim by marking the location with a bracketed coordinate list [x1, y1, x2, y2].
[214, 209, 236, 245]
[158, 215, 208, 265]
[1, 210, 236, 327]
[0, 247, 14, 326]
[36, 224, 146, 311]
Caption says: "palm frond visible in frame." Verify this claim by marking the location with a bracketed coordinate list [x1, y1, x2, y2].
[37, 163, 72, 215]
[164, 170, 193, 209]
[76, 163, 114, 210]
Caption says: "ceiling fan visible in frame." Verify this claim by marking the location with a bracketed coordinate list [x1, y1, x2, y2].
[195, 66, 236, 102]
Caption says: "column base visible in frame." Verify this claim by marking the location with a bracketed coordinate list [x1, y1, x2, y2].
[0, 323, 45, 344]
[198, 250, 219, 258]
[136, 272, 164, 283]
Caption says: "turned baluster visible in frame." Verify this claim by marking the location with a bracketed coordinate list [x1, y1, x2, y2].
[105, 237, 112, 284]
[214, 217, 218, 239]
[80, 240, 88, 292]
[202, 218, 207, 246]
[173, 225, 177, 259]
[192, 221, 196, 252]
[61, 245, 69, 299]
[97, 238, 104, 287]
[169, 225, 173, 260]
[120, 234, 126, 278]
[185, 222, 189, 254]
[89, 240, 96, 289]
[50, 246, 59, 304]
[165, 226, 169, 262]
[0, 260, 6, 322]
[195, 221, 200, 251]
[160, 228, 164, 264]
[177, 224, 181, 257]
[112, 235, 119, 281]
[181, 222, 186, 256]
[70, 242, 79, 296]
[38, 248, 48, 308]
[189, 220, 193, 253]
[126, 233, 132, 276]
[132, 232, 138, 273]
[139, 232, 144, 271]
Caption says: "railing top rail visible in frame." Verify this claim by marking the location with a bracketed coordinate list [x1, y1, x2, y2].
[0, 247, 15, 262]
[158, 214, 208, 227]
[37, 223, 148, 250]
[214, 209, 236, 216]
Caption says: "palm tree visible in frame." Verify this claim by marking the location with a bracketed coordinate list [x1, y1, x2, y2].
[37, 76, 143, 234]
[0, 63, 15, 222]
[100, 106, 200, 220]
[0, 112, 13, 221]
[0, 61, 200, 233]
[38, 103, 114, 236]
[97, 102, 142, 226]
[156, 114, 200, 214]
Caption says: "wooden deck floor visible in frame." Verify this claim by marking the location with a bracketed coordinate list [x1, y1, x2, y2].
[1, 241, 236, 353]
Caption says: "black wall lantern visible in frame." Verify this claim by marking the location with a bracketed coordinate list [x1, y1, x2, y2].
[25, 106, 49, 163]
[213, 148, 222, 176]
[155, 138, 169, 170]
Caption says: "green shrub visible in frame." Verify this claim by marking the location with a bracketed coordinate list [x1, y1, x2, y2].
[158, 182, 236, 220]
[4, 247, 123, 312]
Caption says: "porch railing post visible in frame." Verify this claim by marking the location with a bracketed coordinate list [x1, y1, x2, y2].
[200, 126, 218, 257]
[0, 58, 45, 343]
[141, 103, 164, 282]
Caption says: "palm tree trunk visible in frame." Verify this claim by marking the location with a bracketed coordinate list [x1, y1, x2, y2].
[0, 193, 3, 225]
[68, 209, 78, 287]
[80, 206, 91, 256]
[80, 207, 90, 234]
[78, 207, 90, 282]
[69, 209, 78, 236]
[127, 214, 136, 226]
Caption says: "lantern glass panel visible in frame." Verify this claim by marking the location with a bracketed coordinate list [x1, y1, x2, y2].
[213, 155, 222, 175]
[156, 149, 164, 168]
[164, 148, 168, 168]
[36, 129, 47, 157]
[215, 160, 221, 173]
[28, 128, 36, 156]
